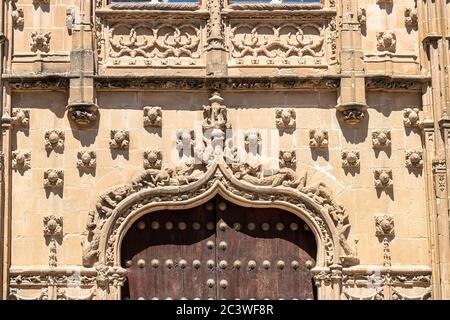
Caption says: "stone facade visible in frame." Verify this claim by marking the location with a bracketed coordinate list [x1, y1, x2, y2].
[0, 0, 449, 300]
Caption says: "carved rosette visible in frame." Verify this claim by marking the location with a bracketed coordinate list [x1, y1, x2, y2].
[44, 130, 65, 152]
[12, 150, 31, 170]
[77, 150, 97, 168]
[279, 150, 296, 169]
[110, 130, 129, 149]
[66, 103, 99, 128]
[405, 150, 423, 168]
[275, 109, 296, 129]
[30, 31, 51, 53]
[143, 150, 162, 169]
[403, 108, 422, 128]
[374, 169, 393, 189]
[143, 106, 162, 127]
[372, 130, 391, 149]
[43, 215, 63, 237]
[341, 151, 360, 168]
[11, 108, 30, 127]
[376, 31, 396, 53]
[375, 215, 395, 237]
[309, 129, 329, 148]
[43, 169, 64, 189]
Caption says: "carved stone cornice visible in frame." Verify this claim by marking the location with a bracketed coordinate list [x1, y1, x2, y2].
[365, 76, 428, 92]
[3, 74, 69, 91]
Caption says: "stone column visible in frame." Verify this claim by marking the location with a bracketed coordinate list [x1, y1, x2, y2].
[0, 0, 5, 300]
[421, 0, 450, 300]
[336, 0, 367, 125]
[205, 0, 227, 77]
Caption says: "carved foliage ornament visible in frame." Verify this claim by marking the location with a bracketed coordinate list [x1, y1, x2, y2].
[44, 169, 64, 188]
[403, 108, 422, 128]
[341, 151, 360, 168]
[43, 215, 63, 237]
[275, 109, 296, 129]
[376, 31, 396, 53]
[230, 23, 325, 64]
[374, 169, 393, 189]
[11, 108, 30, 127]
[12, 150, 31, 170]
[404, 8, 418, 28]
[45, 130, 65, 151]
[309, 129, 329, 148]
[143, 150, 162, 170]
[279, 150, 296, 169]
[405, 150, 423, 168]
[110, 130, 129, 149]
[375, 215, 394, 237]
[31, 32, 51, 53]
[12, 7, 24, 29]
[372, 130, 391, 149]
[143, 106, 162, 127]
[77, 150, 97, 168]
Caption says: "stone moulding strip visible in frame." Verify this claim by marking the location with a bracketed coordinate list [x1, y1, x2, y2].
[2, 74, 70, 91]
[365, 76, 429, 92]
[95, 8, 208, 20]
[107, 2, 201, 11]
[227, 3, 324, 11]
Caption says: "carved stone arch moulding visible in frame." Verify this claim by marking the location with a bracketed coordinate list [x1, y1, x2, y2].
[82, 161, 358, 274]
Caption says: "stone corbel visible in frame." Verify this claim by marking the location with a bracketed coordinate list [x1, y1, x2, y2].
[66, 102, 99, 128]
[336, 103, 367, 125]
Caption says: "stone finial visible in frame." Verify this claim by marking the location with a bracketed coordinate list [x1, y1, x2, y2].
[45, 130, 65, 151]
[279, 150, 296, 169]
[372, 130, 391, 149]
[143, 106, 162, 127]
[405, 150, 423, 168]
[403, 108, 422, 128]
[341, 150, 360, 168]
[376, 31, 396, 53]
[309, 129, 329, 148]
[43, 215, 63, 237]
[44, 169, 64, 188]
[77, 150, 97, 168]
[11, 108, 30, 127]
[374, 214, 395, 237]
[30, 31, 51, 53]
[275, 109, 296, 129]
[374, 169, 393, 189]
[143, 150, 162, 169]
[110, 130, 130, 149]
[12, 150, 31, 170]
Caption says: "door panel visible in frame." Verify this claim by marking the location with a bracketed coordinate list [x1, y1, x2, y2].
[121, 196, 316, 300]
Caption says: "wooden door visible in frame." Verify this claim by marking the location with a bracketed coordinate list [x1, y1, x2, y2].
[121, 196, 317, 300]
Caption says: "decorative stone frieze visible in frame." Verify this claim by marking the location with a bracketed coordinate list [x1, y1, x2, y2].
[309, 129, 329, 148]
[405, 150, 423, 168]
[44, 130, 65, 152]
[143, 150, 162, 169]
[43, 170, 64, 189]
[12, 150, 31, 170]
[143, 106, 162, 127]
[341, 151, 360, 168]
[77, 150, 97, 168]
[374, 169, 393, 189]
[372, 130, 391, 149]
[275, 109, 296, 129]
[110, 130, 130, 149]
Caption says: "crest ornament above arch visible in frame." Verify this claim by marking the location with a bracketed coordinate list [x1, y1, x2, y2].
[82, 91, 359, 269]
